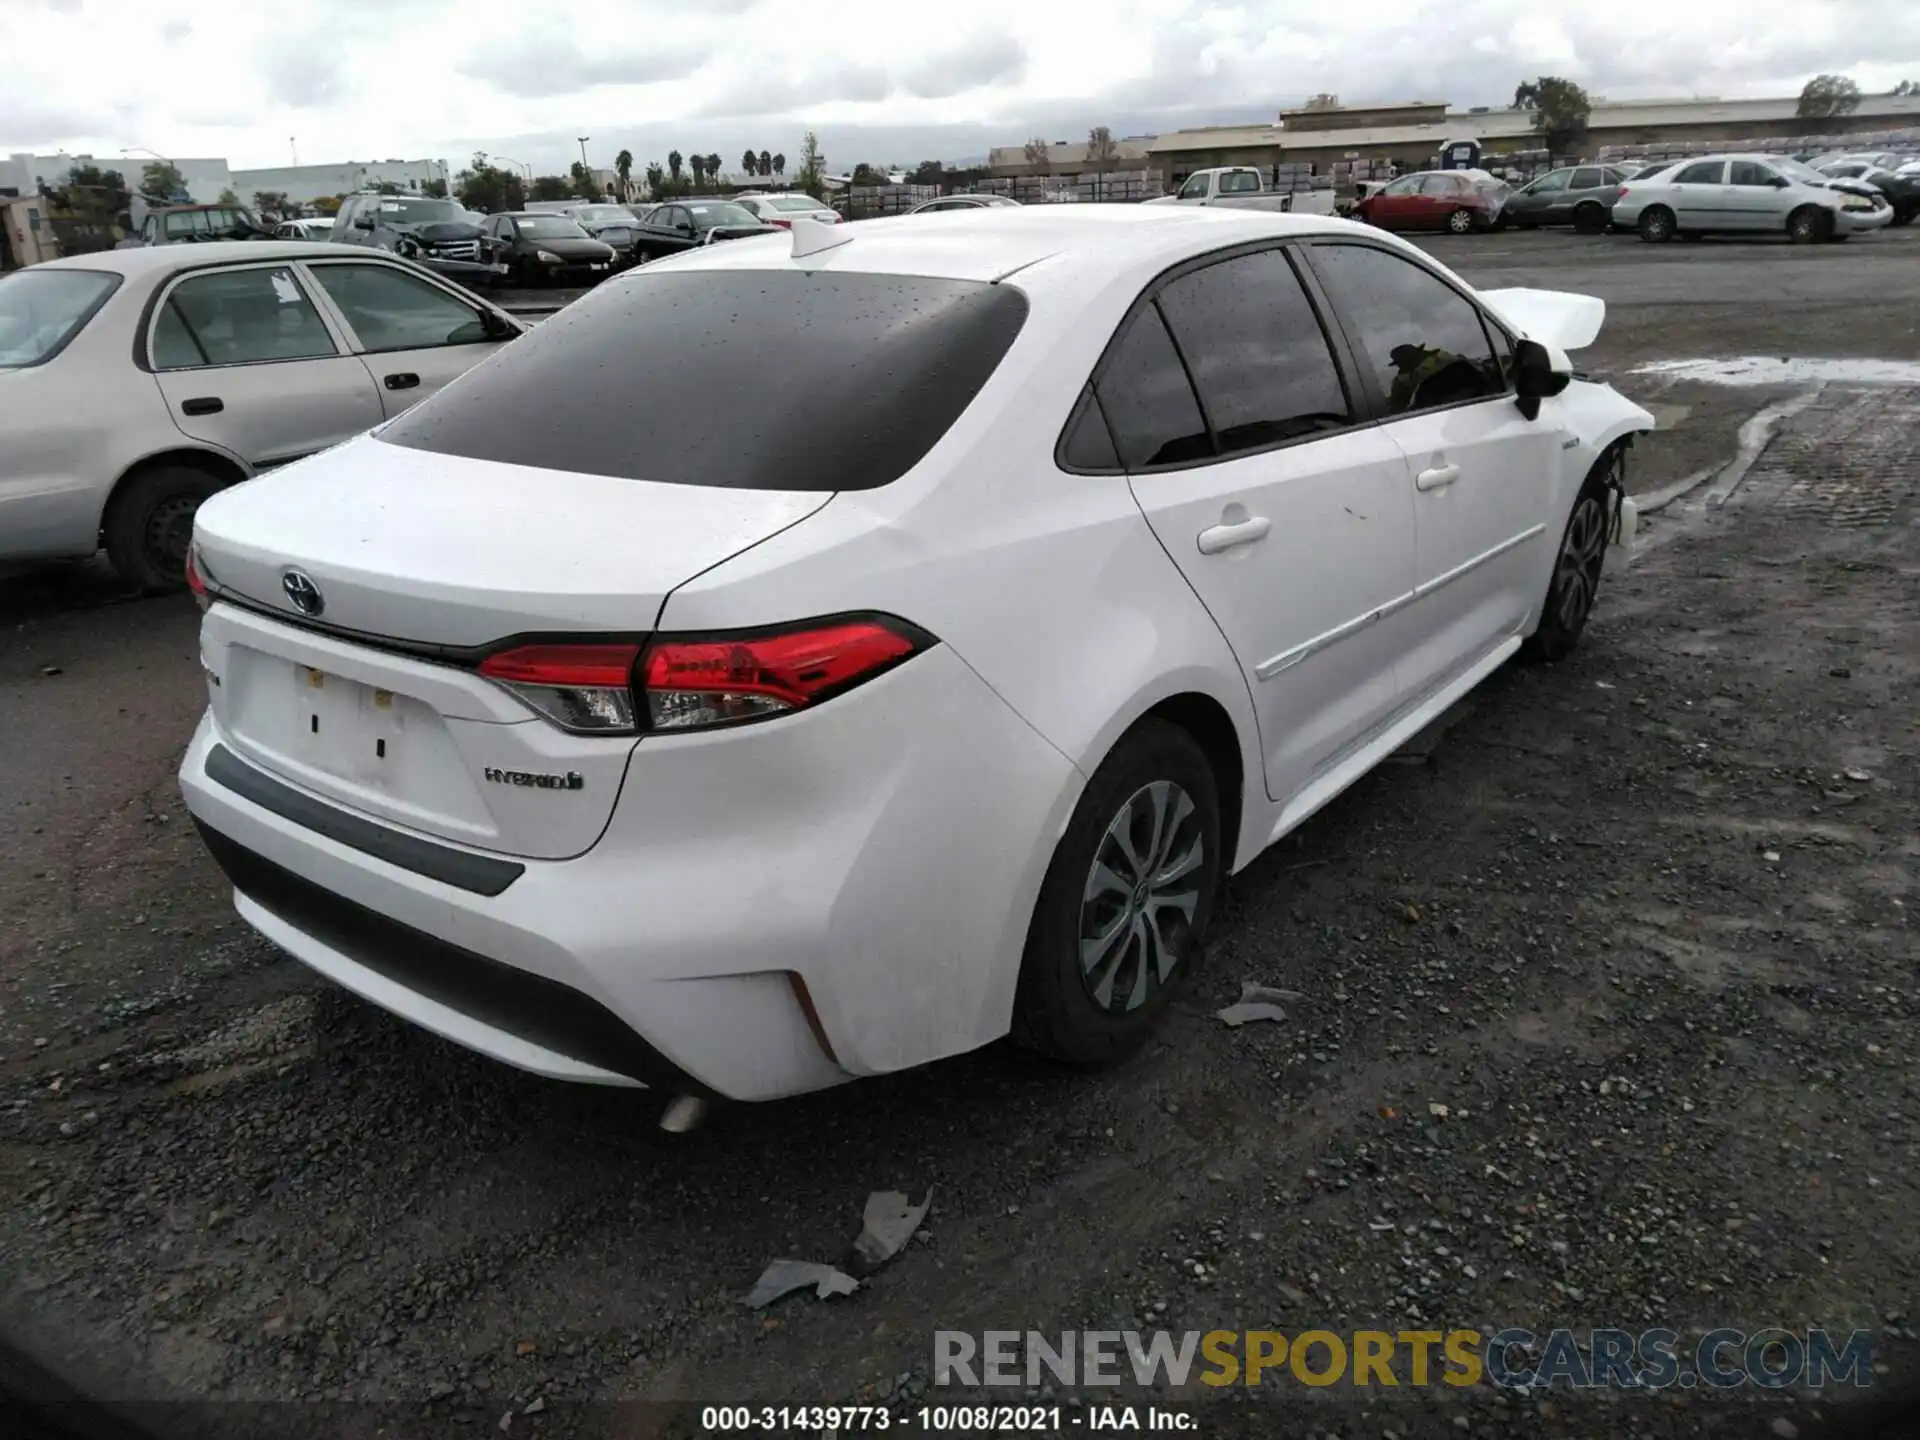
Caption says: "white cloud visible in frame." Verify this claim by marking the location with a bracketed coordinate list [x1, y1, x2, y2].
[3, 0, 1917, 177]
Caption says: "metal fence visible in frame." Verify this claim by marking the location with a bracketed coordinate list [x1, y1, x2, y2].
[836, 170, 1166, 217]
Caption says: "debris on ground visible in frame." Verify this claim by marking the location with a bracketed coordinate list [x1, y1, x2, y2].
[849, 1187, 935, 1274]
[745, 1259, 862, 1308]
[1216, 981, 1305, 1027]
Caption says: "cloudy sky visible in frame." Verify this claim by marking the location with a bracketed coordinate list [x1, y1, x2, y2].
[5, 0, 1918, 177]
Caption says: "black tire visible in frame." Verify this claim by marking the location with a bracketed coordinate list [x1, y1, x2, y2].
[1012, 718, 1222, 1067]
[1637, 206, 1676, 242]
[1787, 205, 1830, 245]
[102, 465, 226, 593]
[1445, 207, 1475, 235]
[1522, 453, 1619, 663]
[1892, 206, 1915, 228]
[1571, 202, 1607, 234]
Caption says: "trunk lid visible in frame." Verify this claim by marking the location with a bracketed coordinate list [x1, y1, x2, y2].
[192, 435, 833, 859]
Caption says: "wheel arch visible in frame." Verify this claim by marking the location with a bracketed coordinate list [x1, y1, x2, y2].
[1142, 692, 1246, 876]
[98, 446, 249, 542]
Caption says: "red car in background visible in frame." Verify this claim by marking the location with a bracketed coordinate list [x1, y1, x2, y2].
[1353, 170, 1513, 233]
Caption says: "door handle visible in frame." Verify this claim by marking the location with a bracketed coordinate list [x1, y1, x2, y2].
[384, 373, 421, 391]
[1415, 464, 1460, 492]
[1196, 516, 1271, 554]
[180, 396, 224, 416]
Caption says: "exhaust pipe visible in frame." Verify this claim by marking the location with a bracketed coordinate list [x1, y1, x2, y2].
[659, 1095, 708, 1133]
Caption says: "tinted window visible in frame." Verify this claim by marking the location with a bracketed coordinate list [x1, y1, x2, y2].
[1060, 389, 1120, 470]
[152, 267, 337, 368]
[686, 202, 758, 229]
[1529, 170, 1571, 193]
[1093, 304, 1210, 469]
[1570, 168, 1603, 190]
[309, 264, 488, 352]
[1154, 249, 1348, 456]
[380, 271, 1028, 491]
[0, 269, 120, 368]
[1674, 161, 1725, 184]
[1308, 244, 1501, 416]
[1729, 161, 1777, 186]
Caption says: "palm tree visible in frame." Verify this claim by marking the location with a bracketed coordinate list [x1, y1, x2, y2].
[759, 149, 773, 179]
[667, 150, 684, 184]
[742, 150, 759, 177]
[772, 153, 786, 179]
[689, 154, 706, 188]
[645, 162, 664, 197]
[705, 153, 723, 187]
[615, 148, 633, 198]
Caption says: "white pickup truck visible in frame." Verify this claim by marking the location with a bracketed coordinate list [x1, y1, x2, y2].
[1145, 166, 1340, 215]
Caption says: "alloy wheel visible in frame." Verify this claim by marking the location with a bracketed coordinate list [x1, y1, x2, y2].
[1552, 494, 1609, 635]
[1077, 780, 1205, 1015]
[1448, 208, 1474, 234]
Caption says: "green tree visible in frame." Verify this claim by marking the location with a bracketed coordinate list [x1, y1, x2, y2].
[706, 153, 722, 186]
[759, 149, 773, 178]
[850, 163, 888, 186]
[454, 153, 526, 212]
[1892, 79, 1916, 97]
[250, 190, 290, 216]
[139, 160, 189, 202]
[795, 133, 824, 200]
[615, 148, 634, 197]
[771, 152, 786, 178]
[1513, 76, 1593, 157]
[530, 174, 571, 201]
[689, 154, 707, 188]
[668, 150, 684, 183]
[645, 162, 666, 197]
[422, 177, 447, 198]
[568, 161, 599, 200]
[1798, 73, 1862, 119]
[742, 149, 759, 177]
[910, 159, 944, 186]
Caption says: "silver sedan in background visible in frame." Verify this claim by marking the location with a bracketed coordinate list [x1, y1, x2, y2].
[1612, 153, 1892, 243]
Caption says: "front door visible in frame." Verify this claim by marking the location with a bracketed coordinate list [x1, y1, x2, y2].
[147, 262, 385, 468]
[1096, 245, 1417, 804]
[1303, 240, 1562, 702]
[1725, 159, 1792, 230]
[301, 260, 515, 418]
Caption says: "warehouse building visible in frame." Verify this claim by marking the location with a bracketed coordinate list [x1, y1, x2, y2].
[987, 92, 1920, 186]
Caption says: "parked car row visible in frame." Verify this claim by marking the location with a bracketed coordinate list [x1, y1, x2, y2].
[1349, 153, 1901, 244]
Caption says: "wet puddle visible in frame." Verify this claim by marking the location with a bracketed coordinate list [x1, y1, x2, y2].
[1633, 357, 1920, 386]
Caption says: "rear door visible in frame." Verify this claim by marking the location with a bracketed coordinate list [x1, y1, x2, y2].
[1303, 239, 1561, 703]
[147, 261, 385, 467]
[1415, 173, 1466, 228]
[1667, 160, 1730, 229]
[1103, 243, 1417, 804]
[301, 259, 516, 416]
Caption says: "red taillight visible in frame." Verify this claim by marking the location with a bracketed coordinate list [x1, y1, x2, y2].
[768, 218, 792, 229]
[639, 618, 927, 732]
[185, 547, 211, 612]
[1617, 186, 1630, 198]
[478, 643, 641, 733]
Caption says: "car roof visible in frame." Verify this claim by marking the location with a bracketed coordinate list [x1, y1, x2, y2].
[643, 205, 1400, 285]
[31, 240, 341, 278]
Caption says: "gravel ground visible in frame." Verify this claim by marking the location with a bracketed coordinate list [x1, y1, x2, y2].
[1, 226, 1917, 1439]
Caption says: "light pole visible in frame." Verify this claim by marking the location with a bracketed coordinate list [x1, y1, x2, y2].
[577, 135, 591, 179]
[492, 155, 533, 183]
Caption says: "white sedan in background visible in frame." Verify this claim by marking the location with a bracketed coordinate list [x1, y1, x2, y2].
[0, 242, 521, 589]
[179, 208, 1649, 1113]
[731, 193, 843, 227]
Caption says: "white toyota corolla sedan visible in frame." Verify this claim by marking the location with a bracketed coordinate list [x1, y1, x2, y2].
[179, 207, 1650, 1108]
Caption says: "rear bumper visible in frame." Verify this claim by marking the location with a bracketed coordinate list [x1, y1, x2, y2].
[177, 643, 1081, 1101]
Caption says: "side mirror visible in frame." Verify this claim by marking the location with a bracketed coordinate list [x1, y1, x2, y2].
[479, 309, 516, 340]
[1512, 337, 1572, 421]
[353, 213, 375, 230]
[1771, 176, 1791, 188]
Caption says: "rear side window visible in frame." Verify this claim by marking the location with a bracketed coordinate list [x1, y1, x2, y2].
[1093, 304, 1211, 469]
[1154, 248, 1349, 455]
[379, 271, 1029, 491]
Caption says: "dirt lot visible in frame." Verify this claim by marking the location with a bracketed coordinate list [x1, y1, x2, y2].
[2, 226, 1917, 1439]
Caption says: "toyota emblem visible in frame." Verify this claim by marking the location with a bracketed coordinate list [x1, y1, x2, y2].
[281, 569, 324, 617]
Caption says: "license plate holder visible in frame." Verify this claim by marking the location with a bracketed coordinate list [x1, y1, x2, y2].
[294, 665, 404, 784]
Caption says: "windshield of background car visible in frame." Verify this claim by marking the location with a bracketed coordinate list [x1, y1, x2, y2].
[378, 198, 467, 226]
[687, 202, 759, 229]
[572, 207, 632, 223]
[0, 269, 120, 367]
[379, 271, 1030, 490]
[1774, 158, 1827, 185]
[764, 195, 823, 211]
[515, 217, 591, 238]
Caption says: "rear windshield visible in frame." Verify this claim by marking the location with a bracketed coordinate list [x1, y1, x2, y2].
[764, 195, 822, 212]
[379, 271, 1030, 490]
[0, 269, 120, 368]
